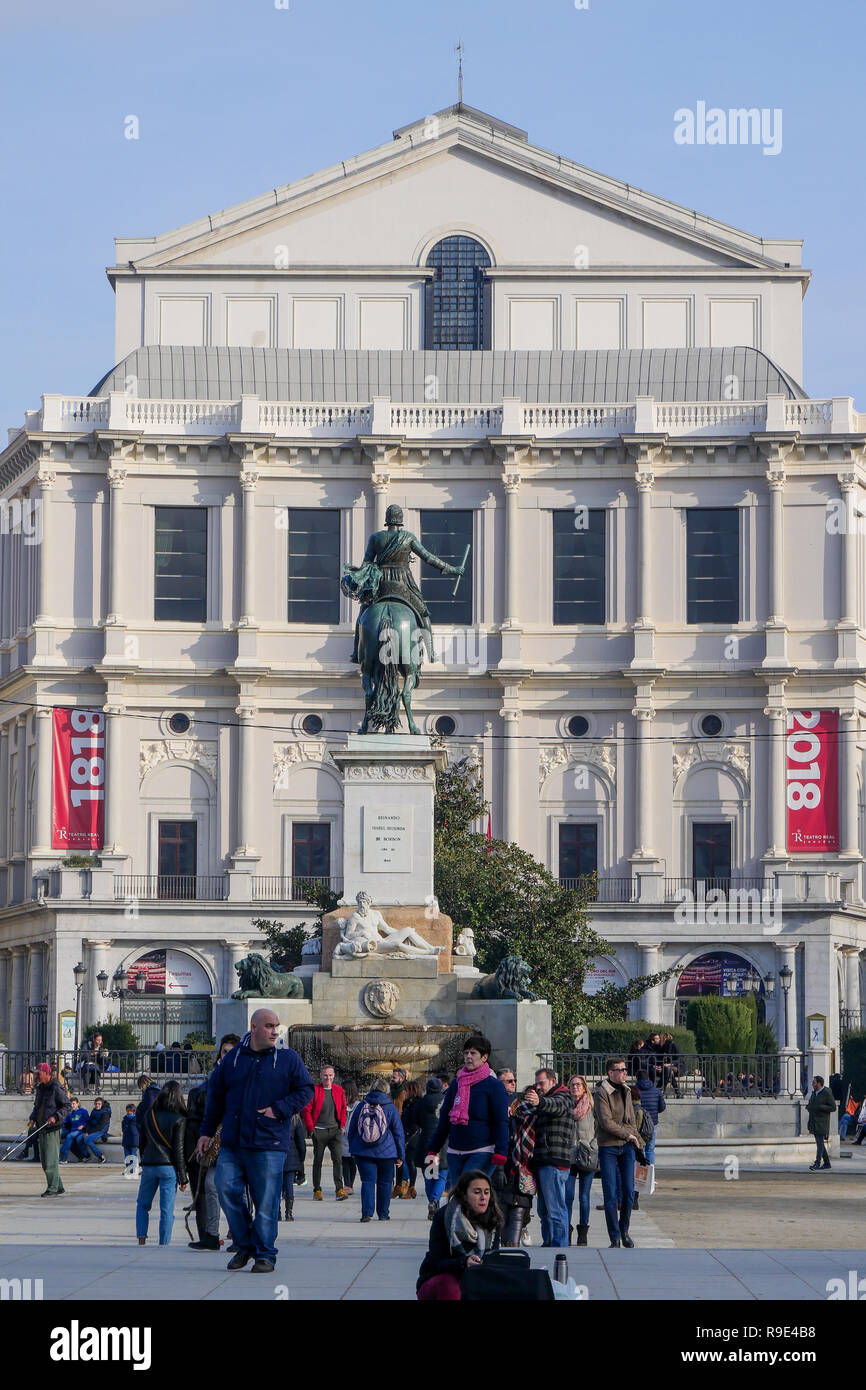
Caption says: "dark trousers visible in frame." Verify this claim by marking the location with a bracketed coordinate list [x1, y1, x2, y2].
[814, 1134, 829, 1165]
[312, 1127, 343, 1192]
[342, 1156, 357, 1188]
[282, 1170, 296, 1202]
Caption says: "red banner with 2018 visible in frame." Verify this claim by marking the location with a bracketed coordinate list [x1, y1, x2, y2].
[786, 709, 838, 853]
[52, 708, 105, 850]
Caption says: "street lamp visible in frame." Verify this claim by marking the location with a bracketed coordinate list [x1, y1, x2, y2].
[779, 964, 793, 1048]
[72, 962, 86, 1057]
[763, 972, 776, 1000]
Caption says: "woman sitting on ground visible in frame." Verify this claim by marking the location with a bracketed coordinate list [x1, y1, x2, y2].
[416, 1169, 504, 1301]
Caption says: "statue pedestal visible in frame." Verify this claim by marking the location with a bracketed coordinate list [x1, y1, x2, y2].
[457, 999, 552, 1084]
[212, 995, 312, 1040]
[330, 734, 446, 907]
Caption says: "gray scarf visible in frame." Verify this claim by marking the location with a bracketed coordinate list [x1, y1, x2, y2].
[443, 1197, 497, 1260]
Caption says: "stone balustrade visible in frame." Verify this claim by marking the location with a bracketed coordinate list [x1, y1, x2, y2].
[18, 390, 863, 443]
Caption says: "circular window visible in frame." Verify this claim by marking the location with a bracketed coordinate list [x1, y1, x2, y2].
[168, 712, 191, 735]
[301, 714, 324, 736]
[434, 715, 456, 737]
[700, 714, 724, 738]
[567, 715, 590, 739]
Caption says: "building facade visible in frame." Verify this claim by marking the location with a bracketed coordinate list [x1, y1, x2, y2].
[1, 105, 864, 1055]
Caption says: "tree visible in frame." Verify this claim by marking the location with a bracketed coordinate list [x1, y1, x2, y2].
[253, 879, 339, 971]
[433, 759, 675, 1049]
[87, 1018, 140, 1050]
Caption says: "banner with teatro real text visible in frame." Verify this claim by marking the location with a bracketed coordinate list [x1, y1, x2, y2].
[786, 709, 838, 853]
[52, 708, 105, 850]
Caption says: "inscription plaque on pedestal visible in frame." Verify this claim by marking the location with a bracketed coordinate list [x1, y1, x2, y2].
[363, 805, 413, 873]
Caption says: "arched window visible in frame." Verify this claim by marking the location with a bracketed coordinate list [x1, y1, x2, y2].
[424, 236, 491, 350]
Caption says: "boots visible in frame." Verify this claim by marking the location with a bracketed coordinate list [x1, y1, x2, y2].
[188, 1233, 221, 1250]
[619, 1221, 634, 1249]
[632, 1192, 640, 1210]
[576, 1224, 588, 1246]
[284, 1198, 294, 1221]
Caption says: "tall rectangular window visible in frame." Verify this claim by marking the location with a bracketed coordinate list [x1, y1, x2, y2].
[157, 821, 197, 899]
[292, 823, 331, 882]
[686, 508, 739, 624]
[287, 509, 340, 623]
[692, 822, 731, 883]
[553, 509, 605, 625]
[154, 507, 208, 622]
[419, 511, 473, 626]
[559, 823, 598, 885]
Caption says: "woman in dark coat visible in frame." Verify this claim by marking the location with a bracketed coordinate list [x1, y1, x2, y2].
[417, 1169, 504, 1300]
[281, 1113, 307, 1221]
[410, 1078, 448, 1218]
[135, 1080, 187, 1246]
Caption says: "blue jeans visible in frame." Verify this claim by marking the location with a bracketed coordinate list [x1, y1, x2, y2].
[644, 1131, 656, 1167]
[215, 1148, 285, 1264]
[598, 1144, 636, 1241]
[60, 1130, 85, 1160]
[355, 1157, 396, 1218]
[136, 1164, 177, 1245]
[840, 1113, 853, 1139]
[535, 1165, 569, 1247]
[282, 1170, 295, 1202]
[77, 1131, 107, 1160]
[564, 1169, 594, 1228]
[424, 1171, 447, 1207]
[445, 1151, 493, 1187]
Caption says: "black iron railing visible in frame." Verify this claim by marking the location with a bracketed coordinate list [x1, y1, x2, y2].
[537, 1051, 807, 1099]
[0, 1048, 215, 1095]
[114, 875, 229, 902]
[559, 876, 636, 903]
[252, 875, 342, 903]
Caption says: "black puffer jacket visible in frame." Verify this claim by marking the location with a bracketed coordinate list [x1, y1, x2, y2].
[29, 1080, 71, 1130]
[140, 1106, 187, 1184]
[407, 1089, 446, 1162]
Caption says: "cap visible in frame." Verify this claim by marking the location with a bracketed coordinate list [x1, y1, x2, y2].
[37, 1063, 52, 1076]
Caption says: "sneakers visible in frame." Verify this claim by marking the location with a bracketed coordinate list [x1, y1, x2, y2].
[336, 1188, 351, 1201]
[360, 1214, 373, 1223]
[313, 1188, 323, 1201]
[251, 1259, 275, 1274]
[808, 1161, 822, 1171]
[96, 1154, 106, 1165]
[427, 1200, 438, 1220]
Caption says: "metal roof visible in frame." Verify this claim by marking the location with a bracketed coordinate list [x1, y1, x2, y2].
[91, 347, 805, 403]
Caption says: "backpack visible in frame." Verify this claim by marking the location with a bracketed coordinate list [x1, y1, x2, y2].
[636, 1103, 654, 1146]
[356, 1099, 389, 1145]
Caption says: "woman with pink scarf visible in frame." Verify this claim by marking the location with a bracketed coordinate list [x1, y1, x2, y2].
[564, 1074, 597, 1246]
[425, 1034, 510, 1188]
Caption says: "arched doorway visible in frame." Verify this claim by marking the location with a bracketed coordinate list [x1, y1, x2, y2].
[674, 951, 765, 1027]
[120, 948, 213, 1046]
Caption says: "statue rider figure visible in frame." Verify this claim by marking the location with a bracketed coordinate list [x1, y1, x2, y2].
[342, 504, 464, 664]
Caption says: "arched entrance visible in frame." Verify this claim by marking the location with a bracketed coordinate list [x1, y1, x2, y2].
[120, 948, 213, 1046]
[674, 950, 765, 1027]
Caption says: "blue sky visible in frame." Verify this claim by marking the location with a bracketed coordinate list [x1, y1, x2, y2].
[1, 0, 863, 430]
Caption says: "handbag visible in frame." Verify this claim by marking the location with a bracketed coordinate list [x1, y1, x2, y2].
[634, 1161, 656, 1196]
[574, 1141, 598, 1174]
[199, 1126, 221, 1169]
[461, 1249, 555, 1302]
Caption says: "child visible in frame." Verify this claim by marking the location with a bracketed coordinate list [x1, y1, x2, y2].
[122, 1103, 140, 1166]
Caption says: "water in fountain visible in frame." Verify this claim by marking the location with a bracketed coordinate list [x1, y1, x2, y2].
[287, 1023, 468, 1090]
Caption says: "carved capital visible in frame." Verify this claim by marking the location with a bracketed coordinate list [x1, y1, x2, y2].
[235, 706, 257, 722]
[107, 467, 127, 489]
[35, 706, 53, 720]
[240, 469, 259, 491]
[372, 471, 391, 493]
[763, 706, 787, 721]
[36, 470, 56, 490]
[632, 707, 655, 722]
[838, 472, 858, 492]
[635, 472, 654, 493]
[766, 469, 786, 491]
[502, 471, 521, 495]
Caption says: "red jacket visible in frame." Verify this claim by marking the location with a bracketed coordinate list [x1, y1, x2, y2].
[302, 1084, 347, 1134]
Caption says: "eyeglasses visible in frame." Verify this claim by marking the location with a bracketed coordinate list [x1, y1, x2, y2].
[611, 1066, 627, 1072]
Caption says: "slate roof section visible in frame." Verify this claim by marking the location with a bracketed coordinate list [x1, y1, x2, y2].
[91, 347, 806, 403]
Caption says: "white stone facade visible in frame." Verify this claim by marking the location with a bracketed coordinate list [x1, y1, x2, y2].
[0, 106, 864, 1054]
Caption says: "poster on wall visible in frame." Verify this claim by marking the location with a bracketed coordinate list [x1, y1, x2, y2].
[785, 709, 839, 853]
[51, 708, 105, 850]
[675, 953, 758, 998]
[583, 961, 621, 996]
[130, 949, 210, 996]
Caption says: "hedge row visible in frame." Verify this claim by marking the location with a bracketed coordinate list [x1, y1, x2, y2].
[586, 1020, 697, 1054]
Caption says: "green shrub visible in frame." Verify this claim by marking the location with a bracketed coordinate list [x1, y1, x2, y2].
[183, 1030, 215, 1048]
[755, 1018, 778, 1054]
[686, 997, 757, 1053]
[842, 1030, 866, 1101]
[85, 1018, 140, 1050]
[585, 1021, 696, 1055]
[60, 854, 101, 868]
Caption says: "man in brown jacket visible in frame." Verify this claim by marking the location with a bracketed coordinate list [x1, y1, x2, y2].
[593, 1059, 643, 1249]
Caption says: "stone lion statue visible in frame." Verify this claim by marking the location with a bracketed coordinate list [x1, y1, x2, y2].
[231, 953, 304, 1000]
[470, 955, 539, 1002]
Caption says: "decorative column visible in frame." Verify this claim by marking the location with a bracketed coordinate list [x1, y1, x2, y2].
[837, 472, 858, 667]
[500, 706, 521, 845]
[0, 723, 9, 861]
[239, 468, 259, 627]
[224, 941, 251, 997]
[34, 470, 56, 625]
[631, 706, 655, 858]
[840, 708, 860, 858]
[0, 951, 9, 1048]
[27, 944, 45, 1046]
[763, 468, 789, 665]
[502, 469, 520, 629]
[12, 715, 26, 858]
[776, 943, 800, 1077]
[85, 940, 111, 1033]
[31, 707, 54, 854]
[372, 468, 390, 531]
[102, 701, 125, 859]
[635, 472, 653, 627]
[641, 943, 664, 1023]
[763, 703, 788, 859]
[841, 945, 862, 1017]
[233, 705, 259, 862]
[9, 946, 28, 1051]
[105, 467, 127, 627]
